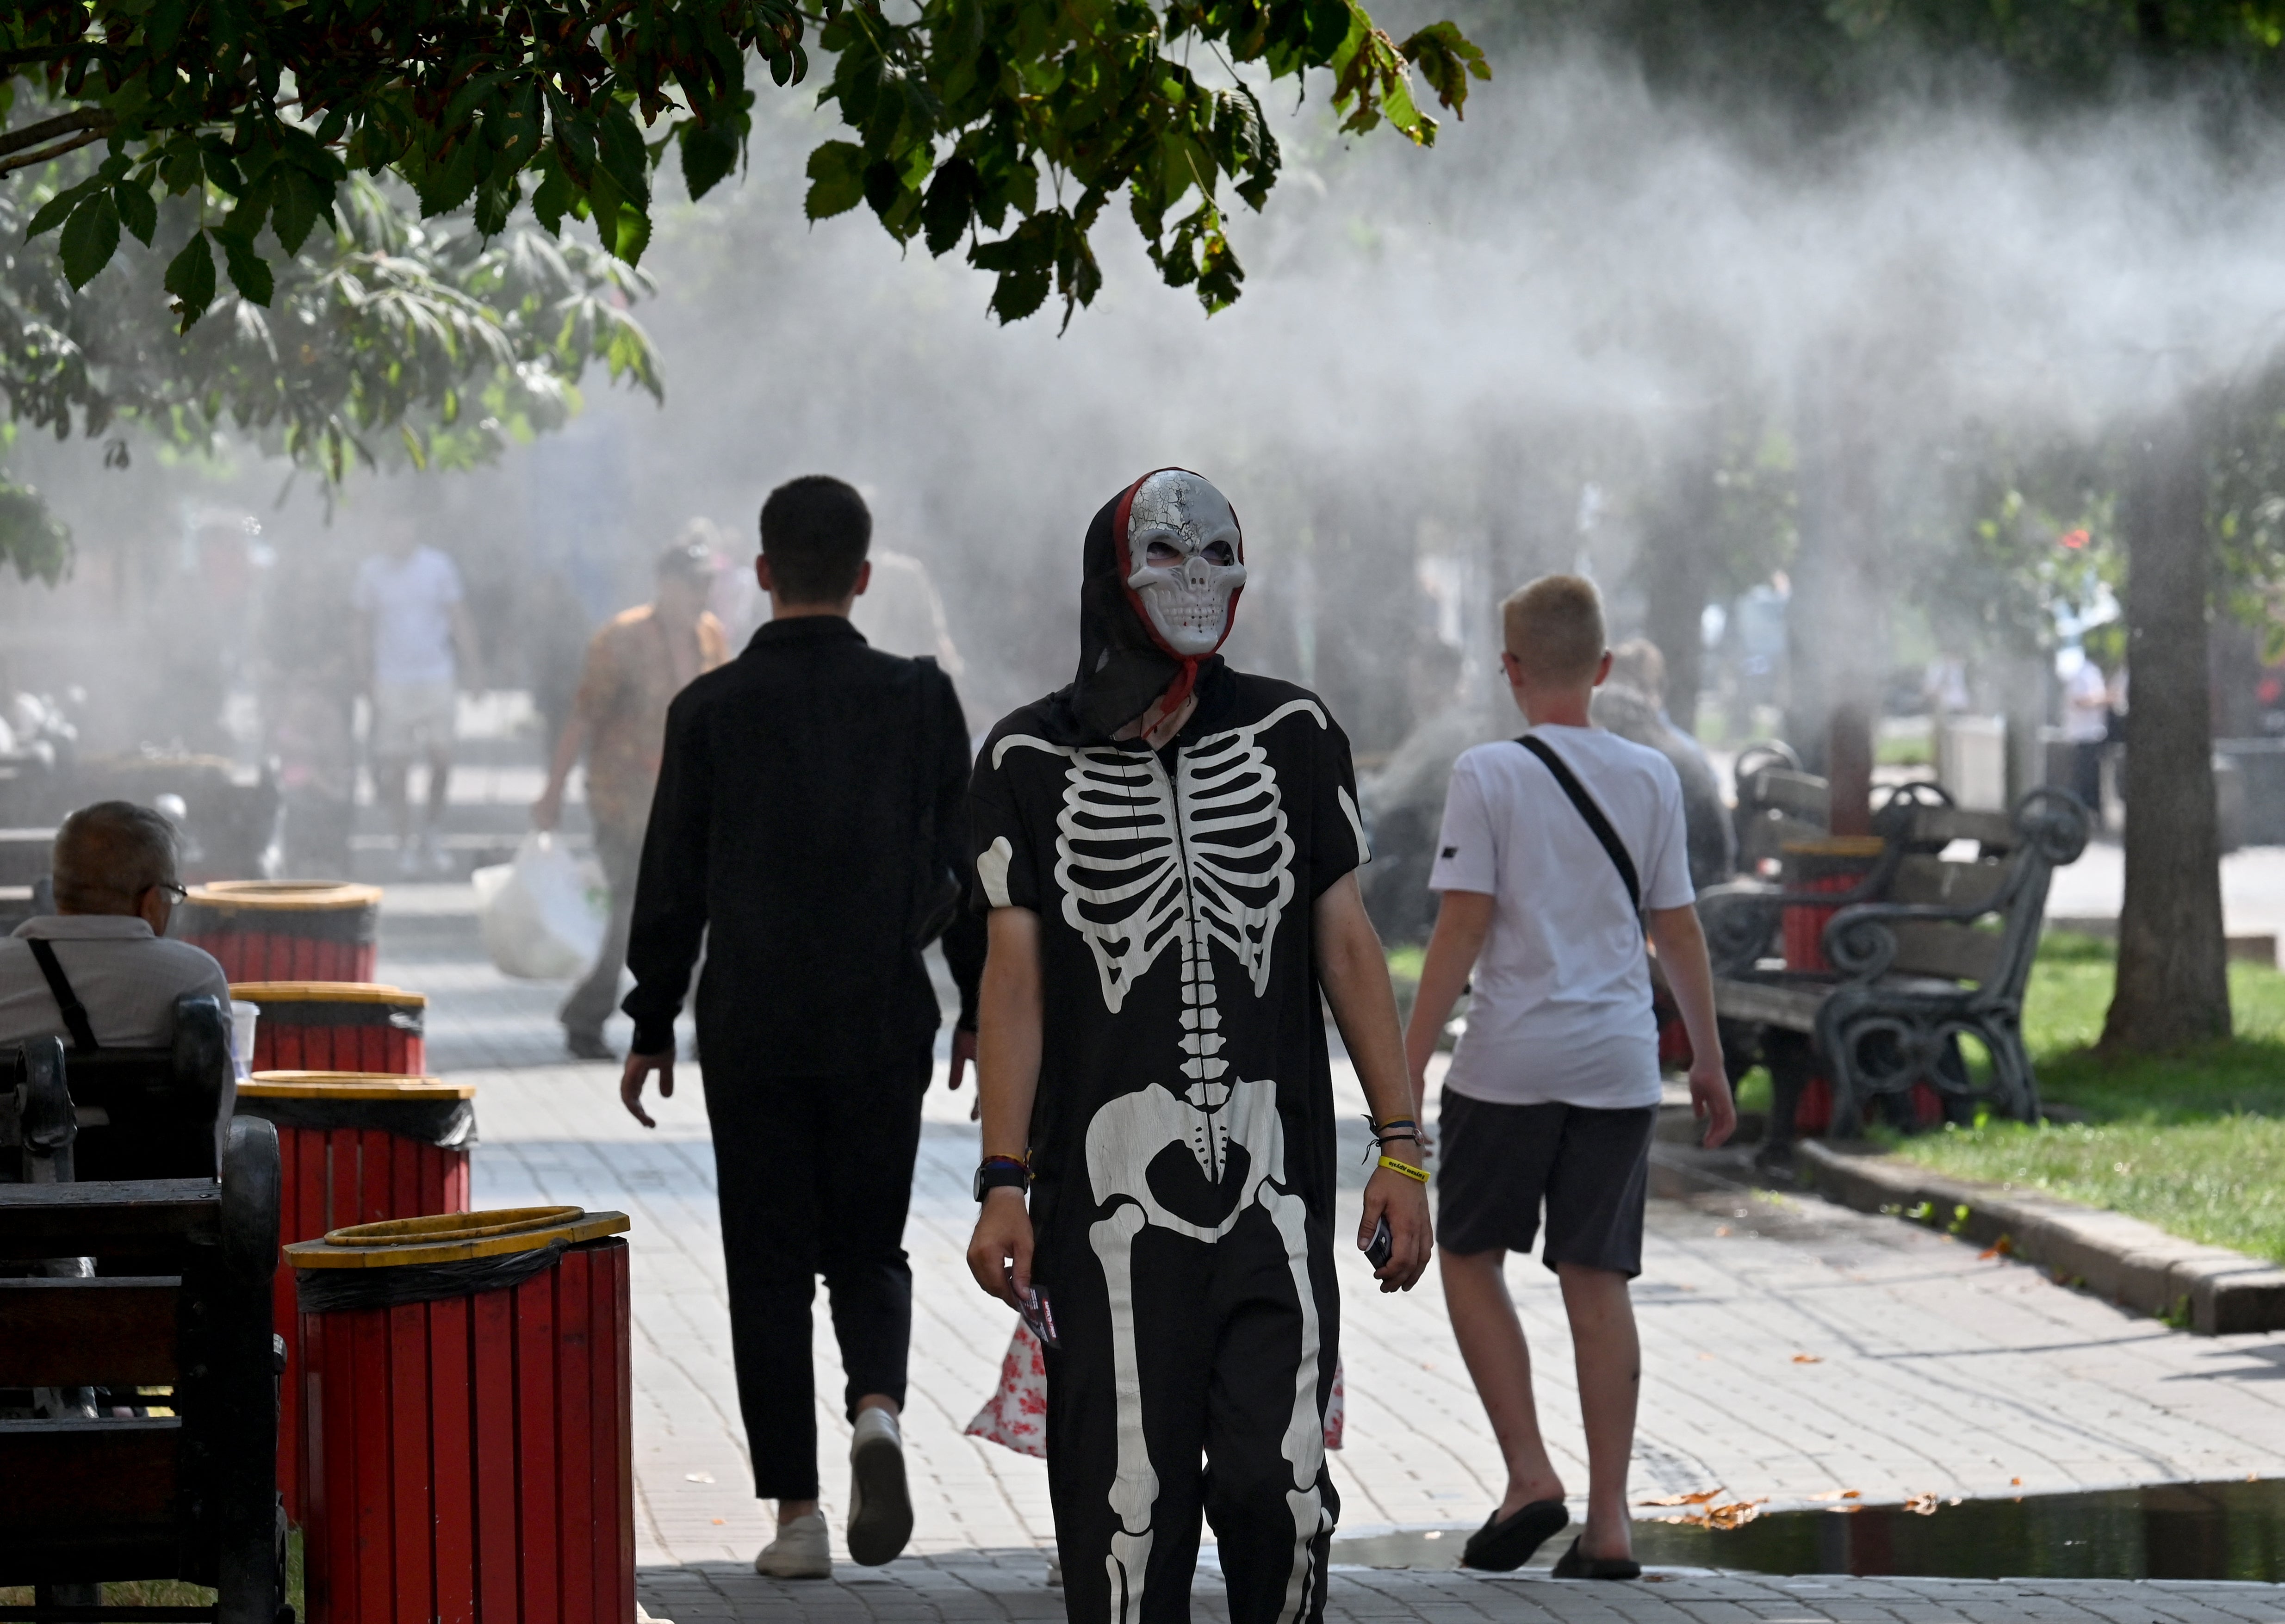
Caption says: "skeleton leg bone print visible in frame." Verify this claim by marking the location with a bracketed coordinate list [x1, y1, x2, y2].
[1083, 1076, 1326, 1624]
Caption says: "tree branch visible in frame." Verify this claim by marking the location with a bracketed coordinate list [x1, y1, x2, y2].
[0, 127, 108, 178]
[0, 109, 116, 160]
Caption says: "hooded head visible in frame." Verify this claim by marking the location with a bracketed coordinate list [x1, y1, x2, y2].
[1070, 469, 1247, 740]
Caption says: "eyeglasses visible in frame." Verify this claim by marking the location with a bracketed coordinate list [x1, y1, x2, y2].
[150, 881, 188, 906]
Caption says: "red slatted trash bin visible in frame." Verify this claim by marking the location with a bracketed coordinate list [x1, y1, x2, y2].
[1779, 836, 1886, 972]
[231, 982, 428, 1074]
[291, 1208, 633, 1624]
[178, 880, 384, 983]
[237, 1072, 477, 1525]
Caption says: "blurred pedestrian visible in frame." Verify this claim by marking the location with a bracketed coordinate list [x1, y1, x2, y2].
[534, 539, 730, 1060]
[1591, 638, 1734, 888]
[2060, 646, 2111, 815]
[617, 476, 985, 1578]
[353, 520, 479, 874]
[1403, 575, 1732, 1580]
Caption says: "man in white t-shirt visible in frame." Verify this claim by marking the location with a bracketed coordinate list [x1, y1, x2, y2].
[353, 521, 478, 874]
[1402, 574, 1733, 1581]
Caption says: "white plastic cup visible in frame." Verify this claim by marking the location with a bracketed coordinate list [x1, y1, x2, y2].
[229, 999, 259, 1081]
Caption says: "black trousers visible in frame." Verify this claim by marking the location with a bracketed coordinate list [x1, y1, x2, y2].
[703, 1042, 931, 1501]
[1044, 1196, 1338, 1624]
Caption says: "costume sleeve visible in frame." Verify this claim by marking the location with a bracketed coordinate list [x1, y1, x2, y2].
[1644, 758, 1696, 911]
[1308, 706, 1371, 897]
[1428, 754, 1498, 896]
[969, 731, 1043, 914]
[931, 666, 985, 1029]
[621, 687, 712, 1054]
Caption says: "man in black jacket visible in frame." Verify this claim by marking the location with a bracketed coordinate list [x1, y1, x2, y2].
[619, 474, 985, 1579]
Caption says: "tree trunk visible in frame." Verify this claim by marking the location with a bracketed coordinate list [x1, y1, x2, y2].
[2100, 408, 2231, 1054]
[1639, 458, 1715, 735]
[1786, 354, 1888, 775]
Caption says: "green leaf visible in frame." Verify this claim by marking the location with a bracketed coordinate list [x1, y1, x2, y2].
[217, 231, 275, 306]
[25, 179, 98, 242]
[921, 156, 979, 257]
[59, 196, 121, 289]
[473, 173, 520, 238]
[416, 136, 483, 218]
[163, 230, 217, 329]
[679, 122, 740, 201]
[805, 141, 867, 220]
[271, 165, 327, 254]
[112, 180, 158, 246]
[595, 101, 651, 211]
[531, 159, 572, 235]
[610, 201, 652, 266]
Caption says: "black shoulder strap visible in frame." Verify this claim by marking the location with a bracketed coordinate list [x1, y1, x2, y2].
[1518, 735, 1642, 920]
[26, 937, 99, 1053]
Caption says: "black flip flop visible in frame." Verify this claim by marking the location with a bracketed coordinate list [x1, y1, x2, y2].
[1459, 1499, 1569, 1571]
[1550, 1537, 1641, 1580]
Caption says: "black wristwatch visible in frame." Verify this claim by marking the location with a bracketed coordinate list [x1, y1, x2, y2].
[975, 1158, 1030, 1202]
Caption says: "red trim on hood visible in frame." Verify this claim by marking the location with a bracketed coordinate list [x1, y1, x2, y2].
[1112, 466, 1245, 725]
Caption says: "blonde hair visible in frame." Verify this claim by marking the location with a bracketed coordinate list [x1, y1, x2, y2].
[1501, 574, 1606, 685]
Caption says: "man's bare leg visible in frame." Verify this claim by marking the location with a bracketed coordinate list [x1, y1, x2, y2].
[425, 744, 452, 831]
[776, 1394, 900, 1525]
[1557, 1263, 1639, 1561]
[375, 759, 412, 849]
[1441, 1248, 1565, 1517]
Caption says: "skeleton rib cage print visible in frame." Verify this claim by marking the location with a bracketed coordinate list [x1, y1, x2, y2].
[995, 697, 1327, 1023]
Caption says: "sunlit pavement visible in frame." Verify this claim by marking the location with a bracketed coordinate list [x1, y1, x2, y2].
[378, 886, 2285, 1622]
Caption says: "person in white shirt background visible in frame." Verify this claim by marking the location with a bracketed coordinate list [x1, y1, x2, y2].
[1402, 574, 1733, 1581]
[0, 801, 230, 1053]
[353, 519, 481, 874]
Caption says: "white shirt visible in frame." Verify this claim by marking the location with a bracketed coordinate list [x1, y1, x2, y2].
[353, 546, 464, 687]
[1428, 725, 1695, 1110]
[2061, 658, 2111, 744]
[0, 916, 232, 1052]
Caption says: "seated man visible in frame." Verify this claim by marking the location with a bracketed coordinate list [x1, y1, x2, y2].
[0, 801, 230, 1053]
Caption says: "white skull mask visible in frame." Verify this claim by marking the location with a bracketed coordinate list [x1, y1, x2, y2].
[1124, 470, 1247, 658]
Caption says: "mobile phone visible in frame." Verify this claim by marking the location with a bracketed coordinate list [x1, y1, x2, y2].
[1364, 1214, 1393, 1270]
[1006, 1265, 1060, 1348]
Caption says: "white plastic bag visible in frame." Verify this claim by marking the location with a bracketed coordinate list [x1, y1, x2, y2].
[472, 832, 607, 979]
[964, 1323, 1342, 1457]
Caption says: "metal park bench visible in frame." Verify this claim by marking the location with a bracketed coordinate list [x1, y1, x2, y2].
[1701, 787, 2089, 1147]
[0, 1015, 286, 1623]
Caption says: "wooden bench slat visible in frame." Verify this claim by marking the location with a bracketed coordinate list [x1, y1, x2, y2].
[0, 1179, 217, 1259]
[0, 1277, 179, 1387]
[1888, 921, 2003, 982]
[0, 1418, 179, 1525]
[1713, 976, 1825, 1031]
[1888, 855, 2009, 908]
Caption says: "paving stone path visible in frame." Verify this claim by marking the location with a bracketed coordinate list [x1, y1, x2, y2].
[375, 886, 2285, 1622]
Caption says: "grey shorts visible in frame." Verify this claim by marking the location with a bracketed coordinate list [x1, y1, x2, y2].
[1434, 1090, 1657, 1276]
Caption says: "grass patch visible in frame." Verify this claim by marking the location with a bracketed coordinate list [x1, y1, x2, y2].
[1887, 930, 2285, 1262]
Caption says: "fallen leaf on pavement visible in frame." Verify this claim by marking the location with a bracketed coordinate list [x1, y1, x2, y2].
[1903, 1492, 1940, 1515]
[1809, 1488, 1862, 1501]
[1637, 1488, 1724, 1506]
[1791, 1354, 1822, 1364]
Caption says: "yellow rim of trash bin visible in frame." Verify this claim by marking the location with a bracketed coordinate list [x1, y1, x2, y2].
[186, 880, 383, 912]
[1779, 837, 1886, 858]
[243, 1071, 474, 1101]
[230, 981, 428, 1008]
[288, 1207, 630, 1269]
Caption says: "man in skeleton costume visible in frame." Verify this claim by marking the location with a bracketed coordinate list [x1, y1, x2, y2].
[965, 470, 1432, 1624]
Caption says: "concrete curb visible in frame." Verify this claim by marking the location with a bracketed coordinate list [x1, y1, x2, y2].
[1794, 1140, 2285, 1335]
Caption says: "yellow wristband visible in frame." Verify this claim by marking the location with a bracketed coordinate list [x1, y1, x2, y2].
[1377, 1154, 1429, 1184]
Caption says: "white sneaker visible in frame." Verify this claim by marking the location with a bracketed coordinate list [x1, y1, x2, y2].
[1047, 1554, 1063, 1587]
[846, 1408, 913, 1566]
[755, 1511, 831, 1579]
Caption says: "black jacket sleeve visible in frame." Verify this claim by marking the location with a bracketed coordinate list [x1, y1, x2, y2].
[933, 666, 985, 1030]
[621, 687, 713, 1055]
